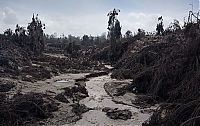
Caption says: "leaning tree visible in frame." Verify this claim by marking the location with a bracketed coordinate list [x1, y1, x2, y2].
[107, 8, 122, 62]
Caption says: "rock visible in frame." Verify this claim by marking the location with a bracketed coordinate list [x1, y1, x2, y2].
[0, 93, 7, 102]
[21, 74, 35, 82]
[104, 82, 131, 96]
[63, 83, 89, 102]
[111, 69, 133, 79]
[71, 103, 91, 116]
[102, 107, 132, 120]
[75, 77, 88, 82]
[21, 65, 52, 82]
[85, 71, 108, 78]
[54, 93, 69, 103]
[0, 80, 15, 92]
[63, 87, 73, 97]
[102, 107, 112, 112]
[75, 81, 86, 87]
[132, 95, 158, 108]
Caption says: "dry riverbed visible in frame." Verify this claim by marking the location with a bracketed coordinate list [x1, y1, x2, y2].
[66, 74, 157, 126]
[2, 71, 157, 126]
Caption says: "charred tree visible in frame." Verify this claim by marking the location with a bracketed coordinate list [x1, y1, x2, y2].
[107, 8, 122, 63]
[27, 14, 45, 55]
[156, 16, 164, 35]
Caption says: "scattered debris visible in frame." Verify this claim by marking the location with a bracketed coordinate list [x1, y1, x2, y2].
[0, 92, 59, 126]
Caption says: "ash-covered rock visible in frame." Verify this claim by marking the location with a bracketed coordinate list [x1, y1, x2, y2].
[132, 95, 159, 108]
[104, 81, 131, 96]
[71, 103, 91, 116]
[0, 79, 15, 92]
[102, 107, 132, 120]
[62, 82, 89, 102]
[85, 71, 109, 78]
[21, 65, 52, 82]
[54, 93, 70, 103]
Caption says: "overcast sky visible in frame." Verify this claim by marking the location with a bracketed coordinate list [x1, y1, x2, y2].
[0, 0, 199, 36]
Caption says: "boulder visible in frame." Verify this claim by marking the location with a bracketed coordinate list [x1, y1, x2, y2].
[102, 107, 132, 120]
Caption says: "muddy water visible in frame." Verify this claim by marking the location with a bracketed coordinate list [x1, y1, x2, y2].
[66, 74, 152, 126]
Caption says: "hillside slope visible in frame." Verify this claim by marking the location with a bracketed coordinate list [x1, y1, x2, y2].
[112, 23, 200, 126]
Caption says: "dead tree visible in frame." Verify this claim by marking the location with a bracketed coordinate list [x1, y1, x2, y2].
[156, 16, 164, 35]
[188, 11, 200, 23]
[107, 8, 121, 63]
[27, 14, 45, 55]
